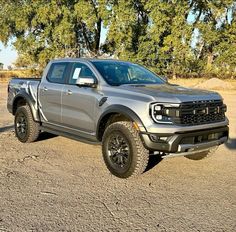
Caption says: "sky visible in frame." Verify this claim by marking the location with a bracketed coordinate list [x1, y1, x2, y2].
[0, 42, 18, 69]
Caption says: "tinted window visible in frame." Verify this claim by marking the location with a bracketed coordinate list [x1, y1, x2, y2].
[69, 63, 95, 85]
[91, 61, 165, 86]
[47, 63, 68, 84]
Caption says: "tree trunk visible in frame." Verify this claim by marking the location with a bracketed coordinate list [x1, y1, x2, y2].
[94, 18, 102, 54]
[173, 70, 177, 80]
[206, 52, 213, 71]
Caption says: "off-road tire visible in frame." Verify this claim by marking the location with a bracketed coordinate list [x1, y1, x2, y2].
[14, 105, 40, 143]
[102, 121, 149, 178]
[185, 146, 218, 160]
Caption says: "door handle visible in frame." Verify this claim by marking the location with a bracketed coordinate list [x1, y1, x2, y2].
[43, 87, 48, 91]
[66, 90, 72, 95]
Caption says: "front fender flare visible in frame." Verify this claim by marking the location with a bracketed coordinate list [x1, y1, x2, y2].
[96, 105, 147, 139]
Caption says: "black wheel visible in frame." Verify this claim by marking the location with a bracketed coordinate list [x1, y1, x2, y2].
[185, 146, 218, 160]
[15, 105, 40, 143]
[102, 121, 149, 178]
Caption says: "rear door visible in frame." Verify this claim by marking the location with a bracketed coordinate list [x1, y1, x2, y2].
[38, 62, 69, 124]
[61, 62, 100, 133]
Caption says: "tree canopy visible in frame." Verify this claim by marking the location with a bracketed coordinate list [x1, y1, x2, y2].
[0, 0, 235, 78]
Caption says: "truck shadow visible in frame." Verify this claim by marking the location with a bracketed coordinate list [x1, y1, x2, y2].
[225, 137, 236, 150]
[145, 155, 163, 173]
[36, 132, 58, 142]
[0, 126, 58, 142]
[0, 125, 14, 133]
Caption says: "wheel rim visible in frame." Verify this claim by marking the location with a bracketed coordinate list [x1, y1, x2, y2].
[107, 132, 130, 170]
[16, 112, 27, 139]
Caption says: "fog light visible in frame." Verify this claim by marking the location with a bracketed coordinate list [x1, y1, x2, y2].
[150, 134, 159, 142]
[156, 115, 162, 120]
[150, 134, 168, 142]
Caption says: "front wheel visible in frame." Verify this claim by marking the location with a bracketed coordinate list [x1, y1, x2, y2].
[15, 105, 40, 143]
[102, 121, 149, 178]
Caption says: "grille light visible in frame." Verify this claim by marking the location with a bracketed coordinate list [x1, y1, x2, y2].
[154, 105, 162, 111]
[156, 115, 162, 120]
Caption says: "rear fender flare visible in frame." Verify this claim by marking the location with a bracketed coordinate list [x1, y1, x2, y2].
[12, 92, 40, 122]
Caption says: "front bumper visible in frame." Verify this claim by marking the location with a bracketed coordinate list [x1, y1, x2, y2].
[140, 126, 229, 154]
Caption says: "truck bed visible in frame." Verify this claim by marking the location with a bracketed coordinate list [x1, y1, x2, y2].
[7, 78, 41, 115]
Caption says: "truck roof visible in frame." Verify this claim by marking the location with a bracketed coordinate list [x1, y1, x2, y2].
[50, 58, 131, 64]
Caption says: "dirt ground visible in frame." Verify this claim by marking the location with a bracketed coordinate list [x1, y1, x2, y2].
[0, 82, 235, 232]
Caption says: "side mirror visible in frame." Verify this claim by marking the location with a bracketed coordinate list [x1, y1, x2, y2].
[76, 77, 97, 88]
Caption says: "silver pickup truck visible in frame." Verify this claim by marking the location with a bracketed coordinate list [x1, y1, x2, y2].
[7, 58, 229, 178]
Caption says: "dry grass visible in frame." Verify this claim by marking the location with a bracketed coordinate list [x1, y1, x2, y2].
[1, 70, 236, 90]
[169, 78, 205, 87]
[0, 70, 32, 82]
[169, 77, 236, 88]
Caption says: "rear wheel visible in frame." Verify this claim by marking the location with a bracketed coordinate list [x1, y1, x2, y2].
[185, 146, 218, 160]
[15, 105, 40, 143]
[102, 121, 149, 178]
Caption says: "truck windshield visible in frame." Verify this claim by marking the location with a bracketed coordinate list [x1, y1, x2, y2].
[91, 61, 165, 86]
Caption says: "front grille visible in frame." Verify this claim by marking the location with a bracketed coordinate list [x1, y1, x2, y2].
[173, 100, 226, 126]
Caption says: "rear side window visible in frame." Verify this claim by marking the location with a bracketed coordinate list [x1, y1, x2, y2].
[47, 63, 68, 84]
[69, 63, 96, 85]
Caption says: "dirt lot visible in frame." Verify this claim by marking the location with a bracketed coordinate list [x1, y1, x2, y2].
[0, 82, 235, 232]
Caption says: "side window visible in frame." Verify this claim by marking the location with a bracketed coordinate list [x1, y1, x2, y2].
[69, 63, 95, 85]
[47, 63, 68, 84]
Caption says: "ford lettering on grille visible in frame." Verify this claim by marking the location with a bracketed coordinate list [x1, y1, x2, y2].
[173, 100, 226, 126]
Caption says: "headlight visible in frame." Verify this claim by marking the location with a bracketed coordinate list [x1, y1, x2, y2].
[150, 103, 180, 124]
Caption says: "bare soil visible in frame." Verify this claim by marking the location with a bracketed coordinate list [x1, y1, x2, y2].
[170, 77, 236, 90]
[194, 78, 236, 90]
[0, 82, 235, 232]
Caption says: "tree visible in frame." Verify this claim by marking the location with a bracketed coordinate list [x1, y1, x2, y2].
[142, 1, 193, 77]
[103, 1, 196, 76]
[214, 16, 236, 78]
[0, 0, 107, 70]
[0, 0, 235, 78]
[102, 0, 148, 59]
[14, 54, 31, 69]
[104, 0, 236, 78]
[189, 0, 236, 77]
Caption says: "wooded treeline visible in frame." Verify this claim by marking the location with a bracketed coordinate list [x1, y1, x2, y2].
[0, 0, 235, 78]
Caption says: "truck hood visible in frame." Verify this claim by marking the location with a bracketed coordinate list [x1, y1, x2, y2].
[117, 84, 222, 103]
